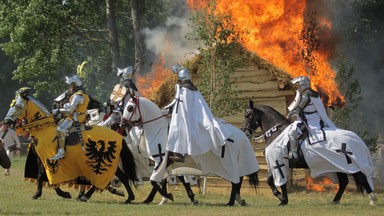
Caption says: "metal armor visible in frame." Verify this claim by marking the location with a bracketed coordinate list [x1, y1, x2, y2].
[51, 92, 89, 160]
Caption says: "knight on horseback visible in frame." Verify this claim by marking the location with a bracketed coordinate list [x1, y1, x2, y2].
[51, 74, 90, 160]
[286, 76, 336, 159]
[162, 64, 231, 158]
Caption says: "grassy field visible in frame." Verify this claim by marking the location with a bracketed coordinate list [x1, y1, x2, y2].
[0, 156, 383, 216]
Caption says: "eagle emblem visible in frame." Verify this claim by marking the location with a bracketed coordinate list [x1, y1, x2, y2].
[85, 138, 117, 174]
[31, 111, 44, 122]
[46, 158, 59, 174]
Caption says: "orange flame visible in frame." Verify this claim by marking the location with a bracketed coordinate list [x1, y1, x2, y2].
[187, 0, 344, 105]
[136, 54, 172, 98]
[305, 176, 339, 193]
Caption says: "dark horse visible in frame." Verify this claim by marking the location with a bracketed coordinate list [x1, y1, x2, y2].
[241, 100, 377, 206]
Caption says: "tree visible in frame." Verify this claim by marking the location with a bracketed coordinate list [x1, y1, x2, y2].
[186, 1, 247, 117]
[0, 0, 173, 103]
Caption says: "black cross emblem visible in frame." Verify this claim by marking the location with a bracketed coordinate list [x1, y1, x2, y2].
[152, 143, 166, 170]
[336, 143, 353, 164]
[175, 97, 183, 113]
[273, 160, 285, 179]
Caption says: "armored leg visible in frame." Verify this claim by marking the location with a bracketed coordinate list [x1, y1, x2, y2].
[51, 119, 72, 160]
[288, 124, 302, 159]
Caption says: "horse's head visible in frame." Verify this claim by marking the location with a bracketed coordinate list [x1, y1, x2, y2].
[5, 89, 51, 125]
[241, 99, 261, 138]
[121, 96, 164, 129]
[121, 96, 141, 129]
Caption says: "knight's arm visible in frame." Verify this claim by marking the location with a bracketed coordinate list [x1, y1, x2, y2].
[162, 84, 180, 113]
[55, 94, 84, 115]
[99, 112, 121, 127]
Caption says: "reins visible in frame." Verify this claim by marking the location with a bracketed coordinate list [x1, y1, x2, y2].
[128, 96, 165, 126]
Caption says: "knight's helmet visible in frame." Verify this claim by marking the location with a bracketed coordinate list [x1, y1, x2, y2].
[291, 76, 310, 92]
[117, 66, 133, 81]
[172, 64, 191, 81]
[65, 74, 83, 87]
[117, 66, 138, 92]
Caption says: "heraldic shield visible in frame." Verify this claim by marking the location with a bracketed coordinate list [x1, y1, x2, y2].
[110, 84, 127, 103]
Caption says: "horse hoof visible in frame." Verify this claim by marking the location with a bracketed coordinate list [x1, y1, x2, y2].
[192, 200, 199, 205]
[167, 193, 174, 202]
[332, 200, 340, 205]
[61, 192, 72, 199]
[278, 200, 288, 206]
[32, 193, 41, 200]
[158, 197, 168, 205]
[142, 200, 152, 204]
[79, 196, 89, 202]
[125, 199, 133, 204]
[238, 199, 246, 206]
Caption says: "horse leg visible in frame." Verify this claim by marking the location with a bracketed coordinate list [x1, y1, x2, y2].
[32, 172, 43, 199]
[226, 181, 241, 206]
[332, 172, 348, 204]
[76, 186, 86, 201]
[54, 187, 72, 199]
[177, 176, 198, 205]
[107, 186, 125, 197]
[352, 171, 377, 205]
[142, 186, 158, 204]
[234, 177, 246, 206]
[115, 167, 135, 204]
[79, 186, 96, 202]
[279, 184, 288, 206]
[150, 180, 173, 205]
[267, 175, 282, 201]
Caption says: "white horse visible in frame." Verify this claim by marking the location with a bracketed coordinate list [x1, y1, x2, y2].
[121, 96, 260, 206]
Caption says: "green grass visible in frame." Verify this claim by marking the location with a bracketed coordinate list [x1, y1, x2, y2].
[0, 156, 383, 216]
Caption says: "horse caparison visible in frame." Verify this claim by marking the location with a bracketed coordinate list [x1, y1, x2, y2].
[241, 99, 377, 206]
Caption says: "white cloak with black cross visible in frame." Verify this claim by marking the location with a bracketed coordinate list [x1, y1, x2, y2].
[142, 111, 259, 183]
[166, 85, 231, 156]
[266, 127, 375, 188]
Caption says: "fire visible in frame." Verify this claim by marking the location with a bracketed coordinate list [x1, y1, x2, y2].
[135, 54, 173, 98]
[305, 176, 339, 193]
[187, 0, 344, 105]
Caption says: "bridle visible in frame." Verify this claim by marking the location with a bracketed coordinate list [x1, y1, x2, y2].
[242, 108, 283, 142]
[123, 96, 165, 127]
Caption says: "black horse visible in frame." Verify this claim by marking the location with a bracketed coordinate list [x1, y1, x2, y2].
[241, 100, 377, 206]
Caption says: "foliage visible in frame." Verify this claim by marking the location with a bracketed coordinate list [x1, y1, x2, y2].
[0, 0, 174, 104]
[187, 0, 247, 117]
[333, 57, 378, 152]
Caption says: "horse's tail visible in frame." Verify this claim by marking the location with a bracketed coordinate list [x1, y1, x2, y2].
[120, 139, 138, 185]
[247, 171, 260, 190]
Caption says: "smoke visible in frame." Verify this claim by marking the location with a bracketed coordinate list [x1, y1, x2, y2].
[142, 3, 198, 68]
[318, 0, 384, 134]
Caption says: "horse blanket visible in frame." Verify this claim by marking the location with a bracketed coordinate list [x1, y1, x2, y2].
[266, 127, 375, 187]
[33, 125, 122, 189]
[146, 116, 259, 184]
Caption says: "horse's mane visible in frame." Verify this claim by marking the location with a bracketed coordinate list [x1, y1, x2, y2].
[254, 104, 289, 125]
